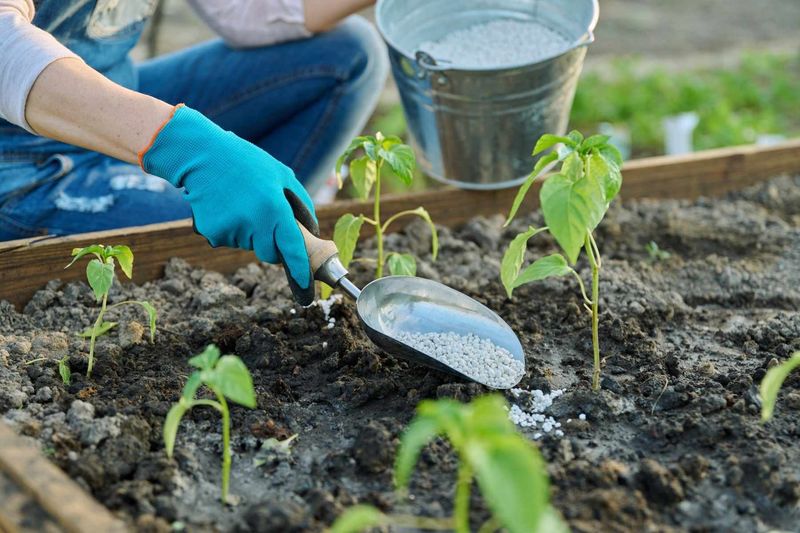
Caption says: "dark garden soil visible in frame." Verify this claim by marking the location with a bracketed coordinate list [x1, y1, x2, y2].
[2, 175, 800, 532]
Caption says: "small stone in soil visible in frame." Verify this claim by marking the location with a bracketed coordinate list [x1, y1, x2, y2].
[396, 331, 524, 389]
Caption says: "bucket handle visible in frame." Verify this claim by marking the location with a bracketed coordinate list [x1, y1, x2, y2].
[415, 51, 450, 73]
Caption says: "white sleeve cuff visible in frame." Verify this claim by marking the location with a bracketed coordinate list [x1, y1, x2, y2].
[0, 9, 81, 132]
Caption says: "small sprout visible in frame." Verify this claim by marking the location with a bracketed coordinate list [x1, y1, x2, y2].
[58, 355, 71, 385]
[163, 345, 256, 503]
[329, 133, 438, 293]
[65, 245, 157, 377]
[645, 241, 671, 262]
[502, 131, 623, 390]
[253, 434, 298, 467]
[332, 395, 568, 533]
[760, 351, 800, 422]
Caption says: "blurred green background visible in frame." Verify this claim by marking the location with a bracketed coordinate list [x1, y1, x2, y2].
[135, 0, 800, 196]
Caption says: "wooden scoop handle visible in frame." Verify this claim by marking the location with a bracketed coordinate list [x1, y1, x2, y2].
[297, 223, 339, 275]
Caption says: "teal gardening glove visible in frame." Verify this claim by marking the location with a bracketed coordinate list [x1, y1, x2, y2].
[140, 105, 318, 305]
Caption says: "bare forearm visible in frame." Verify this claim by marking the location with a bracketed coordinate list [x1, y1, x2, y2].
[25, 57, 173, 165]
[303, 0, 374, 32]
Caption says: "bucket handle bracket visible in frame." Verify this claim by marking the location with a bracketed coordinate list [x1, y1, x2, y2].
[415, 51, 450, 85]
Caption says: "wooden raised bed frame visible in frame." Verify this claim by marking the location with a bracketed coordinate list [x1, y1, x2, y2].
[0, 139, 799, 532]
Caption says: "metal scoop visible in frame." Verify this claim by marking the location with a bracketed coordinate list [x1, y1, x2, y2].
[300, 226, 525, 389]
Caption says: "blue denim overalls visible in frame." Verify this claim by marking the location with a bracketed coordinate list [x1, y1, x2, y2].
[0, 2, 387, 240]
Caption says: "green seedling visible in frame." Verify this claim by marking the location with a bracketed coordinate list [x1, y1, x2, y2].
[760, 351, 800, 422]
[645, 241, 671, 262]
[65, 245, 157, 378]
[331, 395, 567, 533]
[58, 356, 71, 385]
[502, 131, 623, 391]
[163, 345, 256, 503]
[332, 133, 438, 282]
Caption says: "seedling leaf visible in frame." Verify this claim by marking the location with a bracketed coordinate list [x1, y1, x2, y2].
[379, 142, 415, 185]
[349, 156, 378, 200]
[567, 130, 584, 145]
[330, 505, 387, 533]
[163, 402, 188, 458]
[387, 253, 416, 276]
[512, 254, 571, 289]
[333, 213, 365, 268]
[581, 134, 610, 150]
[760, 351, 800, 422]
[467, 435, 550, 533]
[135, 301, 157, 342]
[561, 152, 583, 181]
[599, 143, 624, 167]
[86, 259, 115, 301]
[66, 245, 105, 269]
[58, 357, 71, 385]
[189, 344, 221, 371]
[532, 134, 572, 155]
[208, 355, 256, 408]
[394, 416, 441, 489]
[335, 136, 371, 188]
[540, 173, 606, 264]
[504, 152, 557, 226]
[182, 371, 203, 402]
[500, 226, 545, 297]
[537, 507, 571, 533]
[78, 321, 118, 338]
[109, 245, 134, 279]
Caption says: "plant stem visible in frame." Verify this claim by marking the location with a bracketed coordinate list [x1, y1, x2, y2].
[585, 233, 601, 391]
[381, 208, 421, 233]
[569, 268, 593, 306]
[390, 514, 453, 530]
[213, 389, 231, 504]
[87, 292, 108, 378]
[454, 463, 473, 533]
[374, 160, 384, 278]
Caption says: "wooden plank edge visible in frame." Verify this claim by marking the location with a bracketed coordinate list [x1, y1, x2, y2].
[0, 421, 128, 533]
[1, 139, 799, 311]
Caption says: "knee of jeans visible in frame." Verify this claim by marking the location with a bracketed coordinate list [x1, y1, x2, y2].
[331, 16, 389, 92]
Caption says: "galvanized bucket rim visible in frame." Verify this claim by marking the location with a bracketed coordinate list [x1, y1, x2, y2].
[375, 0, 599, 74]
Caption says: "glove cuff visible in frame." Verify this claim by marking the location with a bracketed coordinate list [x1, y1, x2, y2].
[139, 104, 228, 189]
[137, 103, 184, 170]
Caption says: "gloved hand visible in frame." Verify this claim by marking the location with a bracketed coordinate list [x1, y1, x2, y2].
[140, 104, 318, 305]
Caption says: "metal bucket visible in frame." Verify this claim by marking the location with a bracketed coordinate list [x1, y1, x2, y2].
[375, 0, 599, 189]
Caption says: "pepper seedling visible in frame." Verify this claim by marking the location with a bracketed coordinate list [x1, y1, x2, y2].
[760, 351, 800, 422]
[501, 131, 623, 390]
[332, 133, 438, 283]
[65, 245, 157, 378]
[163, 345, 256, 503]
[331, 395, 568, 533]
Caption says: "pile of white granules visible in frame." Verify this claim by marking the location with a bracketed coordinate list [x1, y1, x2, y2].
[508, 388, 565, 439]
[418, 19, 571, 69]
[396, 331, 525, 389]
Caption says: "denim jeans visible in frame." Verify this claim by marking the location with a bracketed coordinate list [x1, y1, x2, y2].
[0, 16, 387, 241]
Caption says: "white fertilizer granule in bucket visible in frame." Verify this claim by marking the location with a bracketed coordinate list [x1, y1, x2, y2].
[396, 331, 525, 389]
[418, 19, 571, 69]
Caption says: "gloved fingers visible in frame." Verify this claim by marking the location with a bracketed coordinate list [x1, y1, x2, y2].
[191, 210, 224, 249]
[284, 189, 319, 236]
[274, 218, 315, 306]
[284, 175, 318, 222]
[253, 230, 280, 264]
